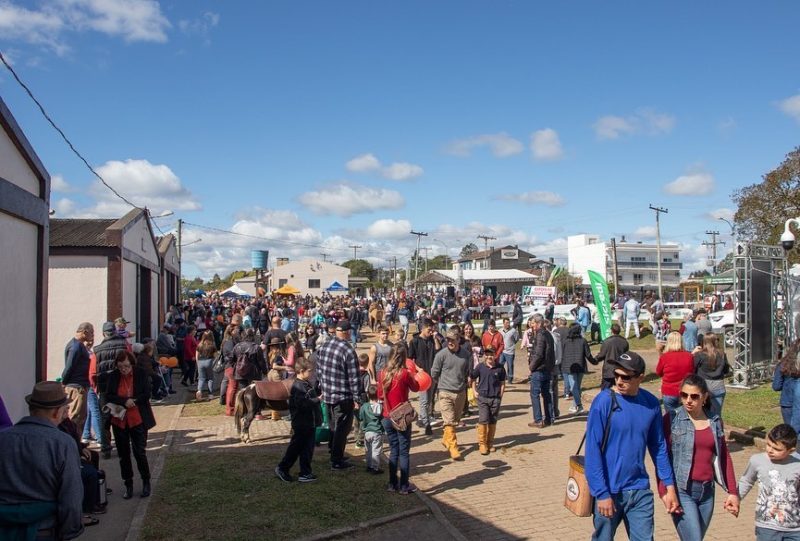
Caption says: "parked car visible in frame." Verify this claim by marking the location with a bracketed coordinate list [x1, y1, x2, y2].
[708, 309, 736, 347]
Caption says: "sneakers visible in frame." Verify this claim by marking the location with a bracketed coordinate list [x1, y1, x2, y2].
[331, 461, 354, 471]
[568, 405, 578, 413]
[298, 473, 317, 483]
[195, 391, 203, 401]
[274, 467, 293, 483]
[424, 424, 433, 436]
[366, 467, 384, 475]
[354, 441, 365, 449]
[398, 483, 418, 495]
[386, 482, 398, 492]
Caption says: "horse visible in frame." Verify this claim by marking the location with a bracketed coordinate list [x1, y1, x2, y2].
[233, 379, 292, 443]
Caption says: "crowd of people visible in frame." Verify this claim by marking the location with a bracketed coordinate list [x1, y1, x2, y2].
[0, 287, 798, 540]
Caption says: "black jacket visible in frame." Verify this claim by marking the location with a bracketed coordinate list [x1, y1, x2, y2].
[562, 325, 596, 374]
[528, 328, 555, 373]
[594, 334, 630, 381]
[512, 303, 523, 326]
[93, 335, 130, 391]
[409, 333, 439, 372]
[105, 366, 156, 431]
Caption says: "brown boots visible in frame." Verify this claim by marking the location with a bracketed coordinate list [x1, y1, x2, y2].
[442, 426, 463, 461]
[477, 424, 490, 455]
[487, 423, 497, 452]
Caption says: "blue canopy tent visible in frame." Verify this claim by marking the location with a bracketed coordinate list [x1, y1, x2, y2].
[325, 281, 348, 292]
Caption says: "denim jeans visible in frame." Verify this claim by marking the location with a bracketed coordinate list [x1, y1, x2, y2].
[350, 325, 360, 346]
[570, 372, 584, 408]
[592, 488, 654, 541]
[672, 480, 715, 541]
[82, 388, 105, 450]
[549, 371, 560, 419]
[529, 371, 552, 424]
[663, 394, 681, 413]
[562, 371, 574, 397]
[417, 385, 434, 425]
[709, 391, 726, 418]
[755, 527, 800, 541]
[500, 352, 515, 381]
[196, 358, 214, 394]
[382, 417, 411, 489]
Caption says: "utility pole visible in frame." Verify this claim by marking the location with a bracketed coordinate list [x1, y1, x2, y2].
[421, 247, 429, 273]
[320, 252, 329, 262]
[702, 231, 724, 275]
[610, 237, 619, 299]
[349, 245, 362, 261]
[649, 205, 669, 300]
[477, 234, 496, 251]
[393, 257, 397, 290]
[410, 230, 428, 285]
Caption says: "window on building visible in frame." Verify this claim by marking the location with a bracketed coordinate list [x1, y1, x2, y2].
[278, 278, 288, 287]
[663, 258, 672, 263]
[631, 256, 646, 262]
[649, 273, 657, 281]
[308, 279, 320, 289]
[617, 274, 623, 282]
[674, 253, 679, 259]
[633, 273, 644, 285]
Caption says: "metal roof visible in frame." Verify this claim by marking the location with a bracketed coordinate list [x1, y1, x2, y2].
[49, 219, 117, 248]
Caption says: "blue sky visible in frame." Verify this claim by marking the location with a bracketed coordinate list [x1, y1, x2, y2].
[1, 1, 799, 278]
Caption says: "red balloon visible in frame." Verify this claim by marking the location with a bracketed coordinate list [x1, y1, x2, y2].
[414, 370, 432, 392]
[405, 358, 418, 374]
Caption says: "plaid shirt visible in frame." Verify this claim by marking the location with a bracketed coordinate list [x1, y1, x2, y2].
[316, 336, 362, 404]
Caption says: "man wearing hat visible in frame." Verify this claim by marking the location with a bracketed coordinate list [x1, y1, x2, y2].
[0, 382, 84, 540]
[316, 319, 361, 470]
[61, 322, 94, 435]
[431, 327, 471, 461]
[584, 352, 679, 540]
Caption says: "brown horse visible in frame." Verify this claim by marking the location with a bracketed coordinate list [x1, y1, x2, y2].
[233, 379, 292, 443]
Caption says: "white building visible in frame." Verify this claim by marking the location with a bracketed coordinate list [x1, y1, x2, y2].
[567, 234, 682, 291]
[270, 259, 351, 296]
[48, 209, 163, 380]
[0, 96, 50, 422]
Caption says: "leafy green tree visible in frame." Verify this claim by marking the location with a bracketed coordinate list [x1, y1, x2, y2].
[341, 259, 375, 279]
[689, 269, 712, 278]
[715, 253, 734, 273]
[459, 242, 479, 258]
[732, 146, 800, 262]
[428, 255, 450, 270]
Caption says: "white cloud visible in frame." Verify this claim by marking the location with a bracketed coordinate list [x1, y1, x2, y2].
[50, 174, 73, 192]
[634, 226, 657, 238]
[346, 153, 381, 173]
[778, 94, 800, 123]
[0, 0, 171, 55]
[298, 183, 405, 217]
[178, 11, 219, 39]
[381, 162, 423, 181]
[53, 197, 77, 216]
[345, 153, 423, 181]
[496, 191, 565, 207]
[366, 219, 411, 239]
[593, 108, 676, 140]
[663, 170, 715, 196]
[706, 208, 734, 222]
[530, 128, 564, 161]
[444, 133, 524, 158]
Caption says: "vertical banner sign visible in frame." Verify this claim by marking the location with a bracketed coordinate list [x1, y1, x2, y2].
[588, 270, 613, 340]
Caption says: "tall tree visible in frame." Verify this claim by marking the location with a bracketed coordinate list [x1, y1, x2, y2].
[459, 242, 479, 258]
[732, 146, 800, 262]
[427, 254, 450, 270]
[341, 259, 375, 279]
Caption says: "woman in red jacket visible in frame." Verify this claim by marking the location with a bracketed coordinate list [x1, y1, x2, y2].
[377, 343, 420, 495]
[656, 332, 695, 412]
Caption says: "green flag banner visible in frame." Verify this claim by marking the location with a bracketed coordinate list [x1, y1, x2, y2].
[588, 270, 613, 341]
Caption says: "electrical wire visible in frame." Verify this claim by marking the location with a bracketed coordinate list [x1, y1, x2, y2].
[0, 49, 139, 210]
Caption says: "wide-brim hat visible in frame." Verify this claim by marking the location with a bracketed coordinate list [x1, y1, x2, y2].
[268, 337, 285, 346]
[25, 381, 72, 409]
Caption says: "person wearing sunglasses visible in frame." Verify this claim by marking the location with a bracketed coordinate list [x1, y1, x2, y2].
[658, 374, 740, 540]
[585, 352, 679, 541]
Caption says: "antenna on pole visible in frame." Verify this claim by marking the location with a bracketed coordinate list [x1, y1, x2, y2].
[409, 230, 428, 286]
[349, 245, 362, 261]
[320, 253, 329, 262]
[649, 204, 669, 300]
[477, 234, 497, 251]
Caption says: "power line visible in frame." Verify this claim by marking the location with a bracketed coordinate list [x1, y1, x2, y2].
[0, 49, 139, 210]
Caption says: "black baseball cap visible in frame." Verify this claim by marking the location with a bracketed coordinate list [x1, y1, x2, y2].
[610, 352, 646, 375]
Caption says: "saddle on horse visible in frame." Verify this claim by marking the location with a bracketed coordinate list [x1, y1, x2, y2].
[253, 378, 294, 402]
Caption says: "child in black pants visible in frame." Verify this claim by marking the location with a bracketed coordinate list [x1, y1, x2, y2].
[275, 356, 319, 483]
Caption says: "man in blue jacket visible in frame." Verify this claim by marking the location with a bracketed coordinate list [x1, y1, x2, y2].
[585, 352, 679, 540]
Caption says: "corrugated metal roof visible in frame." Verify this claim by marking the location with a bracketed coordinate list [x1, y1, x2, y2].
[49, 219, 116, 248]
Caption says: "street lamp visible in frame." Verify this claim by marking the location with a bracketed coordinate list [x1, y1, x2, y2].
[718, 217, 735, 238]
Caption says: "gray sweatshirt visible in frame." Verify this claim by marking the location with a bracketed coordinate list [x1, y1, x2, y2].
[431, 347, 470, 393]
[739, 452, 800, 532]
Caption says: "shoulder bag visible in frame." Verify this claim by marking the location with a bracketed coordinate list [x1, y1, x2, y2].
[212, 350, 225, 374]
[564, 390, 618, 517]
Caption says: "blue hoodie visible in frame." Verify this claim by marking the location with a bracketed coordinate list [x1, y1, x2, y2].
[585, 389, 675, 500]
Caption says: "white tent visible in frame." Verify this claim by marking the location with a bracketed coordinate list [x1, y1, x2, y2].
[221, 284, 250, 297]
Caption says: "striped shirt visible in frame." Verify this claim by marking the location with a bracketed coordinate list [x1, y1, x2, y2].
[316, 336, 362, 404]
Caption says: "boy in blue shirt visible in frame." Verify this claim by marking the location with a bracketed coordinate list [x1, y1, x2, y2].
[585, 352, 679, 540]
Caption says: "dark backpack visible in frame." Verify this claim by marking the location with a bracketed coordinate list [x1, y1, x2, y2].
[234, 343, 260, 380]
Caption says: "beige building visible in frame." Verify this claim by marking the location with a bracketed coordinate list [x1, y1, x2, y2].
[158, 234, 180, 324]
[48, 209, 162, 380]
[0, 97, 51, 422]
[271, 259, 350, 296]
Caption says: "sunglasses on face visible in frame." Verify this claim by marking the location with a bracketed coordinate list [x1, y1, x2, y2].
[680, 392, 702, 401]
[613, 372, 633, 381]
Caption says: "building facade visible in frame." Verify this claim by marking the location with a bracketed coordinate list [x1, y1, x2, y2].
[0, 96, 50, 422]
[457, 245, 537, 271]
[270, 259, 351, 296]
[568, 234, 682, 291]
[158, 234, 180, 324]
[48, 209, 163, 380]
